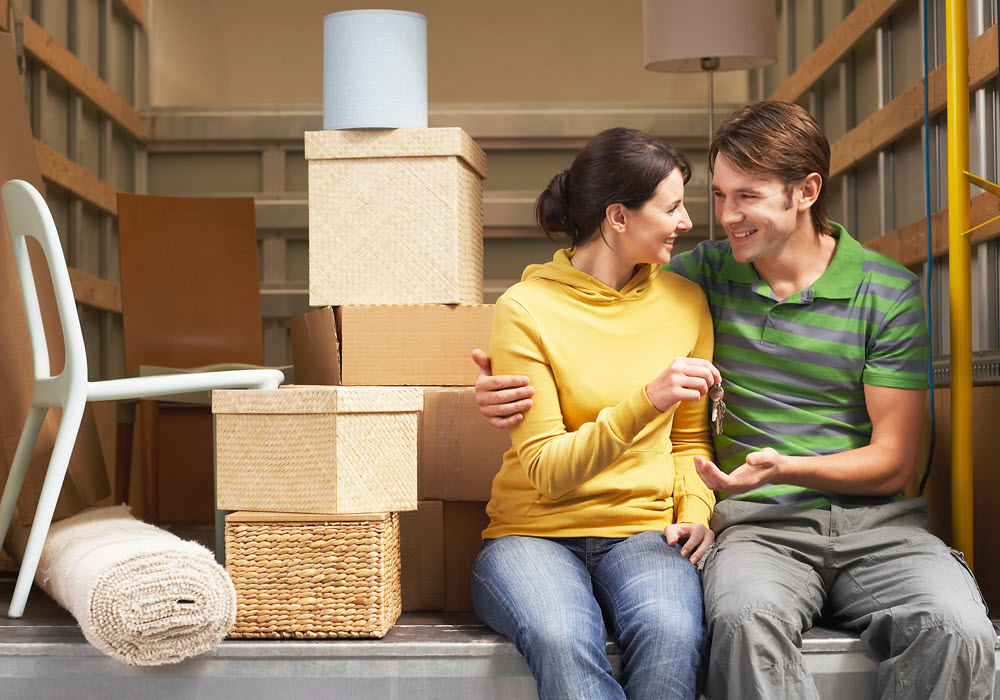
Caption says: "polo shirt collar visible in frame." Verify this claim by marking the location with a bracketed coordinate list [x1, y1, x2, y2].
[719, 221, 861, 300]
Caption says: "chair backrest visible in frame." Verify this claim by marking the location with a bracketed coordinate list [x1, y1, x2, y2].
[1, 180, 88, 385]
[116, 194, 265, 375]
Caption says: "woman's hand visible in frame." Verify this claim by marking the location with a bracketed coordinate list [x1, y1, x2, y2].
[472, 349, 536, 429]
[664, 522, 715, 565]
[644, 357, 721, 412]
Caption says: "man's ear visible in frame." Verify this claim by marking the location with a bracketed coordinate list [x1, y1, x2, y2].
[796, 173, 822, 211]
[606, 203, 627, 233]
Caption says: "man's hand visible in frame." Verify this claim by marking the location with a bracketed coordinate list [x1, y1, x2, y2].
[694, 449, 783, 495]
[664, 522, 715, 565]
[472, 349, 535, 429]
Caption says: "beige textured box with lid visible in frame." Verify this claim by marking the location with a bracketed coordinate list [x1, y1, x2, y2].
[213, 386, 422, 514]
[225, 511, 401, 638]
[305, 127, 487, 306]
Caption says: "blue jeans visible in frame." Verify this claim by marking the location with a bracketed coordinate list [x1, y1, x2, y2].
[471, 530, 707, 700]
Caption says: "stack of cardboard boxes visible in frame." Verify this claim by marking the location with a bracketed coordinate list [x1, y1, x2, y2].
[295, 127, 511, 615]
[215, 126, 512, 636]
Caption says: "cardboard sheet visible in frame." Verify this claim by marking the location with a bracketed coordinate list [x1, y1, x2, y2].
[290, 306, 341, 385]
[0, 30, 110, 531]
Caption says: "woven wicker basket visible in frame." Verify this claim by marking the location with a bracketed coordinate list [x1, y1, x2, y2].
[226, 511, 401, 638]
[213, 386, 422, 514]
[305, 128, 487, 306]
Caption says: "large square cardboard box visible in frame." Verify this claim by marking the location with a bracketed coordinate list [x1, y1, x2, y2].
[213, 386, 422, 514]
[399, 500, 444, 612]
[306, 128, 487, 306]
[337, 305, 493, 386]
[226, 511, 401, 638]
[419, 387, 510, 501]
[443, 501, 490, 612]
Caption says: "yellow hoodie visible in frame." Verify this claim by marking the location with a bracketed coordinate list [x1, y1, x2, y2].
[483, 248, 716, 539]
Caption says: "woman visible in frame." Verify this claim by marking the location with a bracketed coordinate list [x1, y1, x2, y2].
[470, 127, 719, 700]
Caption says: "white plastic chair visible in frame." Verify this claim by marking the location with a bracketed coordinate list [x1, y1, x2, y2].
[0, 180, 284, 618]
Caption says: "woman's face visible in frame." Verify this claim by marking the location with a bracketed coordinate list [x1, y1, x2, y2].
[621, 168, 692, 266]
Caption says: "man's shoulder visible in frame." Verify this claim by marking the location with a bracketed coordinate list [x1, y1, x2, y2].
[668, 239, 732, 281]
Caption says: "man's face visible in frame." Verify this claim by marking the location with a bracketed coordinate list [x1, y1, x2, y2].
[711, 155, 801, 264]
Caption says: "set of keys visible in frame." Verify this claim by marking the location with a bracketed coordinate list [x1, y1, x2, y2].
[709, 382, 726, 437]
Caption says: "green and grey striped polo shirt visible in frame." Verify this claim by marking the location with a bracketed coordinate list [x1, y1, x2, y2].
[668, 221, 929, 508]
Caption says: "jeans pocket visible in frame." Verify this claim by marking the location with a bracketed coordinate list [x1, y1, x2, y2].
[949, 547, 990, 616]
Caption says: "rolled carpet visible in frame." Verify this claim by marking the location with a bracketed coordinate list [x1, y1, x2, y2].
[35, 504, 236, 666]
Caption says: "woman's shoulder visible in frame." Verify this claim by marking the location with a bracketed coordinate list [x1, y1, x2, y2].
[496, 276, 561, 308]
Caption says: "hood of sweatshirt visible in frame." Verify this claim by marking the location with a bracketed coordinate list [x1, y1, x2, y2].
[520, 248, 659, 304]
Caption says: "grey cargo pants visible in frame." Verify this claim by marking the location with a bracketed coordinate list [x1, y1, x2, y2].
[700, 497, 996, 700]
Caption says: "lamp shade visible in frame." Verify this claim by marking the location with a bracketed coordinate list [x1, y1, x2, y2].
[323, 9, 427, 129]
[643, 0, 777, 72]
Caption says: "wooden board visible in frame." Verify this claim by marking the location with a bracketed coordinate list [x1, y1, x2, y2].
[35, 139, 118, 214]
[68, 267, 122, 313]
[864, 191, 1000, 267]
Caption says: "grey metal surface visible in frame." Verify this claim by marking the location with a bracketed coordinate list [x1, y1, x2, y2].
[0, 575, 996, 700]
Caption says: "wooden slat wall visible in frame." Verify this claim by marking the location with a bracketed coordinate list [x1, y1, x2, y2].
[15, 5, 144, 313]
[831, 24, 999, 177]
[770, 0, 907, 104]
[769, 1, 999, 270]
[0, 0, 9, 32]
[22, 16, 144, 140]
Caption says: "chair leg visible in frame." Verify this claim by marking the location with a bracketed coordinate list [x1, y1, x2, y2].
[8, 401, 84, 619]
[0, 406, 48, 555]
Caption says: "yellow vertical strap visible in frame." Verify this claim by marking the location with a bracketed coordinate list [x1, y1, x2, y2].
[946, 0, 974, 566]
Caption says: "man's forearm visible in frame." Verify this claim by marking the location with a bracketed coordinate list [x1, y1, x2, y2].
[774, 443, 915, 496]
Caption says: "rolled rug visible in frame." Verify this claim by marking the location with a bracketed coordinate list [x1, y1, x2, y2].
[35, 504, 236, 666]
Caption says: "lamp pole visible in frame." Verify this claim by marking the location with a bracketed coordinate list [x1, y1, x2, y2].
[702, 57, 720, 241]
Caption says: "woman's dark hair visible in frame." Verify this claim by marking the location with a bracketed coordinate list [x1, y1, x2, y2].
[535, 128, 691, 246]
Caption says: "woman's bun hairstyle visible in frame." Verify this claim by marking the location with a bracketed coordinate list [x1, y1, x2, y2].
[534, 128, 691, 247]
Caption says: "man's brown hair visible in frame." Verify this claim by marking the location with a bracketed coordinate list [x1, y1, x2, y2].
[710, 100, 832, 236]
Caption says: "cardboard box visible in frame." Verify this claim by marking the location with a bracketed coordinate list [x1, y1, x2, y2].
[290, 306, 341, 385]
[399, 500, 444, 612]
[213, 386, 422, 514]
[305, 128, 487, 306]
[336, 305, 493, 386]
[419, 387, 509, 501]
[442, 501, 490, 612]
[0, 31, 110, 533]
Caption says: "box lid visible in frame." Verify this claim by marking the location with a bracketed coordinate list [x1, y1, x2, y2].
[304, 127, 487, 179]
[226, 511, 393, 524]
[212, 385, 423, 414]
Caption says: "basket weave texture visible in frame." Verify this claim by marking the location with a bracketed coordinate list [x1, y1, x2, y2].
[226, 512, 401, 639]
[213, 387, 421, 514]
[306, 128, 486, 306]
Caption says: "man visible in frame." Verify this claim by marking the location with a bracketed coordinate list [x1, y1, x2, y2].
[474, 100, 996, 699]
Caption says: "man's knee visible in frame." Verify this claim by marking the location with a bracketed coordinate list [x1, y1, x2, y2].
[887, 601, 995, 659]
[708, 593, 805, 654]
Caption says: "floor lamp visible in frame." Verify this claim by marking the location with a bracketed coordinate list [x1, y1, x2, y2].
[642, 0, 777, 240]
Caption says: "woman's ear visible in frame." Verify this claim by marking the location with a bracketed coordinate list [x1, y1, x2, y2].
[606, 203, 627, 233]
[796, 173, 822, 211]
